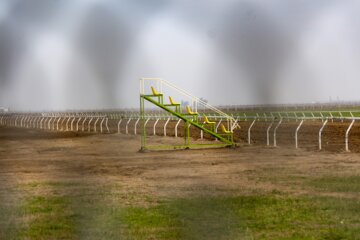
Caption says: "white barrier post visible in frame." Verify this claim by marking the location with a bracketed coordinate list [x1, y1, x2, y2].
[48, 117, 52, 130]
[100, 118, 105, 133]
[60, 117, 66, 131]
[248, 119, 256, 145]
[30, 117, 36, 128]
[81, 117, 87, 132]
[273, 119, 283, 147]
[144, 118, 150, 135]
[94, 118, 100, 133]
[40, 117, 45, 129]
[71, 117, 76, 131]
[23, 116, 28, 128]
[175, 119, 181, 137]
[76, 118, 82, 132]
[266, 121, 274, 146]
[15, 116, 19, 127]
[164, 118, 170, 136]
[126, 118, 132, 134]
[295, 119, 304, 149]
[66, 117, 71, 131]
[319, 119, 328, 150]
[20, 116, 24, 127]
[88, 118, 94, 132]
[105, 118, 110, 133]
[339, 112, 343, 122]
[117, 119, 122, 134]
[134, 118, 140, 135]
[215, 119, 222, 133]
[345, 119, 355, 152]
[153, 119, 160, 135]
[57, 117, 61, 131]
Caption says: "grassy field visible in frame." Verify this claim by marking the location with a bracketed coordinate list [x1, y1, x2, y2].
[2, 180, 360, 240]
[1, 128, 360, 239]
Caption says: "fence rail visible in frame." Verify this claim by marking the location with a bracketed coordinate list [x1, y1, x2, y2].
[1, 110, 359, 152]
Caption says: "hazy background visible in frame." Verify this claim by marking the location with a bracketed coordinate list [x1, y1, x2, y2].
[0, 0, 360, 111]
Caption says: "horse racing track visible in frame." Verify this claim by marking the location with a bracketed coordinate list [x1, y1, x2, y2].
[0, 125, 360, 239]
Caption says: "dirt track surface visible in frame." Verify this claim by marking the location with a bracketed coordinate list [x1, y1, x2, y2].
[1, 126, 360, 201]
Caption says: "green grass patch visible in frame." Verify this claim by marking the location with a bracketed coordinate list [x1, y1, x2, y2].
[4, 180, 360, 239]
[309, 175, 360, 192]
[17, 195, 76, 240]
[116, 195, 360, 240]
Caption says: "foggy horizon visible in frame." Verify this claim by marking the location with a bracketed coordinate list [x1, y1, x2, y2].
[1, 0, 360, 111]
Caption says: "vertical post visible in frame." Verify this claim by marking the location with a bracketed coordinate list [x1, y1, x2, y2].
[66, 117, 71, 131]
[105, 118, 110, 133]
[134, 118, 140, 135]
[100, 118, 105, 133]
[60, 117, 66, 131]
[57, 117, 61, 131]
[164, 118, 170, 136]
[140, 96, 146, 150]
[126, 118, 132, 134]
[81, 117, 87, 132]
[117, 119, 122, 134]
[319, 119, 328, 150]
[71, 117, 76, 131]
[295, 119, 304, 149]
[153, 118, 160, 136]
[266, 121, 274, 146]
[76, 118, 82, 131]
[273, 119, 283, 147]
[215, 119, 222, 133]
[345, 119, 355, 152]
[175, 119, 181, 138]
[88, 118, 93, 132]
[48, 117, 52, 130]
[184, 121, 190, 146]
[94, 118, 100, 133]
[248, 119, 256, 145]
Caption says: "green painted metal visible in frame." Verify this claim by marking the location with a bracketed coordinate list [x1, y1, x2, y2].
[140, 94, 234, 150]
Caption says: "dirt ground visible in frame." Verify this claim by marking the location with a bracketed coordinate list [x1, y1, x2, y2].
[1, 126, 360, 200]
[1, 126, 360, 239]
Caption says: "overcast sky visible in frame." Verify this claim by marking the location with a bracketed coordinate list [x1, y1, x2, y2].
[0, 0, 360, 111]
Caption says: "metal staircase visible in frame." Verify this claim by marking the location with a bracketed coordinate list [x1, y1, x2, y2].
[140, 78, 236, 150]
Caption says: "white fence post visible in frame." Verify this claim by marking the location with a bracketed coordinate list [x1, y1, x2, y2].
[319, 119, 328, 150]
[117, 119, 122, 134]
[100, 118, 105, 133]
[215, 119, 222, 133]
[126, 118, 132, 134]
[94, 118, 100, 133]
[164, 118, 170, 136]
[248, 119, 256, 145]
[134, 118, 140, 135]
[65, 117, 71, 131]
[175, 119, 181, 138]
[295, 119, 304, 149]
[266, 121, 274, 146]
[153, 119, 160, 136]
[273, 119, 283, 147]
[76, 118, 82, 131]
[345, 119, 355, 152]
[81, 117, 87, 132]
[57, 117, 61, 131]
[88, 118, 94, 132]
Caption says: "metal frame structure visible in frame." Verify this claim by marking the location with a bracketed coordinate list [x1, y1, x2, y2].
[139, 78, 235, 150]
